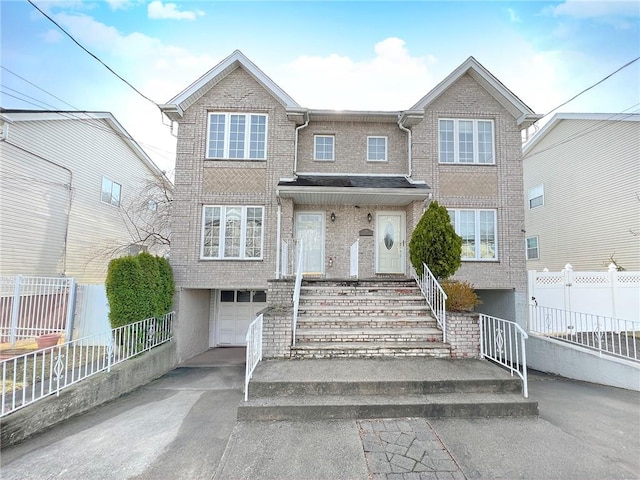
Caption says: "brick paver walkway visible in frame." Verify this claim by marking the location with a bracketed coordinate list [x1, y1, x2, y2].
[358, 418, 466, 480]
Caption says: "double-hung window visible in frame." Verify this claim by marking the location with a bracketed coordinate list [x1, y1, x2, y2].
[448, 209, 498, 260]
[528, 184, 544, 209]
[526, 236, 539, 260]
[201, 205, 264, 259]
[207, 113, 267, 160]
[314, 135, 334, 161]
[101, 177, 121, 207]
[367, 136, 387, 161]
[439, 119, 495, 164]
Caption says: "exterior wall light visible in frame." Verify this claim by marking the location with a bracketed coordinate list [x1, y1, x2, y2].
[367, 213, 372, 223]
[330, 212, 336, 222]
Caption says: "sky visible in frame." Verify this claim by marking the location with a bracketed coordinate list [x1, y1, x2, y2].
[1, 0, 639, 174]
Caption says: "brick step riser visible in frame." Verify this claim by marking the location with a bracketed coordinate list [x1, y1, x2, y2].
[291, 350, 452, 359]
[248, 379, 523, 397]
[302, 281, 417, 288]
[296, 320, 438, 329]
[299, 299, 426, 307]
[297, 309, 430, 317]
[296, 335, 443, 343]
[300, 290, 421, 297]
[237, 402, 538, 421]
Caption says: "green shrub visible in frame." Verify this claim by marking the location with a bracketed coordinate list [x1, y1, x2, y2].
[105, 253, 174, 328]
[442, 280, 482, 312]
[409, 201, 462, 279]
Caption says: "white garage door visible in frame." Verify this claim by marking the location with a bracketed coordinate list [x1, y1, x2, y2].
[216, 290, 267, 346]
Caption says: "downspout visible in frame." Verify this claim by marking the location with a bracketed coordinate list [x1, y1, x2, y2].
[293, 112, 309, 175]
[275, 194, 282, 279]
[1, 131, 74, 276]
[397, 116, 412, 178]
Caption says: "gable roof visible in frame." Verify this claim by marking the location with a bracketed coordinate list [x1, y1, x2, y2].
[0, 109, 165, 177]
[160, 50, 302, 121]
[522, 112, 640, 155]
[405, 56, 542, 129]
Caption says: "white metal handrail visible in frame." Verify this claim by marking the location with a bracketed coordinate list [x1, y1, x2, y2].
[292, 240, 304, 346]
[479, 314, 529, 398]
[350, 240, 359, 278]
[244, 313, 263, 402]
[529, 304, 639, 361]
[411, 263, 448, 342]
[1, 312, 174, 417]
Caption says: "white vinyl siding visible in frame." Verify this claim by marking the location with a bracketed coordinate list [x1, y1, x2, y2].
[0, 116, 165, 283]
[367, 136, 387, 161]
[448, 209, 498, 260]
[439, 119, 495, 164]
[207, 113, 267, 160]
[201, 205, 264, 260]
[524, 118, 640, 270]
[314, 135, 334, 161]
[528, 184, 544, 209]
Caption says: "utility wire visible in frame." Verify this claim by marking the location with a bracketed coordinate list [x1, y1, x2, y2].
[26, 0, 159, 108]
[1, 65, 81, 111]
[539, 56, 640, 122]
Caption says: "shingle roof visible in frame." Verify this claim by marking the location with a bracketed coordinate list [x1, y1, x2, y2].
[278, 175, 429, 189]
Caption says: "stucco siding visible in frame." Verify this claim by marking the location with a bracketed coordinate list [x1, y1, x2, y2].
[524, 118, 640, 271]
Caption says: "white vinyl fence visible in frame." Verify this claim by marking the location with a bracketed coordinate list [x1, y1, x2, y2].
[0, 276, 76, 346]
[528, 264, 640, 322]
[1, 312, 174, 417]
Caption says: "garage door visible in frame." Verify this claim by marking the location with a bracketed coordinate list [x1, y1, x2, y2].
[216, 290, 267, 346]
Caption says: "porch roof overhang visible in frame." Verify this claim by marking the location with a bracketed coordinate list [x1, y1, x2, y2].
[276, 175, 431, 206]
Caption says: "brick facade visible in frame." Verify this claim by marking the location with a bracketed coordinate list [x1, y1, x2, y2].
[447, 313, 481, 359]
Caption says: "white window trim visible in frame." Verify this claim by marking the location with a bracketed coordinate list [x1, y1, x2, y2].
[526, 236, 540, 260]
[528, 184, 544, 209]
[206, 112, 268, 160]
[314, 135, 335, 161]
[101, 176, 121, 207]
[448, 208, 499, 261]
[200, 205, 265, 260]
[439, 118, 495, 165]
[367, 136, 388, 162]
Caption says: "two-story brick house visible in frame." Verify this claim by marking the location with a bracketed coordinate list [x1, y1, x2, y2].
[160, 50, 540, 361]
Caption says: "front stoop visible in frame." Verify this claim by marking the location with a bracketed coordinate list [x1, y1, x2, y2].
[239, 358, 538, 420]
[292, 279, 450, 358]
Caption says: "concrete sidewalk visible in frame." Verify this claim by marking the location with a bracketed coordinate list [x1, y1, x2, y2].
[1, 351, 639, 480]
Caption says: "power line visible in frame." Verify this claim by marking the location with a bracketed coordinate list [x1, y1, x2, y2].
[26, 0, 159, 109]
[539, 57, 640, 122]
[1, 65, 81, 111]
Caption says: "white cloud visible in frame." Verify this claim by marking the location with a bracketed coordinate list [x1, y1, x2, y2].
[41, 29, 63, 43]
[551, 0, 639, 18]
[507, 8, 521, 23]
[279, 37, 435, 110]
[105, 0, 134, 10]
[147, 1, 204, 20]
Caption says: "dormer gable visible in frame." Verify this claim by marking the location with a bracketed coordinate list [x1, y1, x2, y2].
[160, 50, 301, 122]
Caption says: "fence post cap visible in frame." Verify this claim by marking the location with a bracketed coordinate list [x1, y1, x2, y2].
[607, 263, 618, 272]
[562, 263, 573, 271]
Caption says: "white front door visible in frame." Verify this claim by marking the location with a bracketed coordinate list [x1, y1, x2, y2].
[376, 212, 406, 274]
[295, 212, 324, 275]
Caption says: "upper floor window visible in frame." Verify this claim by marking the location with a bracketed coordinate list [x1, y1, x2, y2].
[101, 177, 121, 207]
[528, 184, 544, 209]
[201, 205, 264, 260]
[526, 236, 539, 260]
[367, 136, 387, 162]
[439, 119, 494, 164]
[207, 113, 267, 160]
[314, 135, 335, 161]
[448, 208, 498, 260]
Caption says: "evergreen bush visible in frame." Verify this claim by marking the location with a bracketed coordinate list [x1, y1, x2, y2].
[105, 253, 174, 328]
[409, 201, 462, 279]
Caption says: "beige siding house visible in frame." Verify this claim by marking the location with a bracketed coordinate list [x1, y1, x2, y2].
[523, 113, 640, 271]
[161, 51, 541, 361]
[0, 110, 169, 283]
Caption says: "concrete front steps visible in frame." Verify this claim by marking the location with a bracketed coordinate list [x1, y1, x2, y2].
[239, 358, 538, 420]
[292, 279, 450, 358]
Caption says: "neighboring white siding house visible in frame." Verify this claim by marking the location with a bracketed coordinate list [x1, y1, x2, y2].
[523, 113, 640, 271]
[0, 110, 170, 283]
